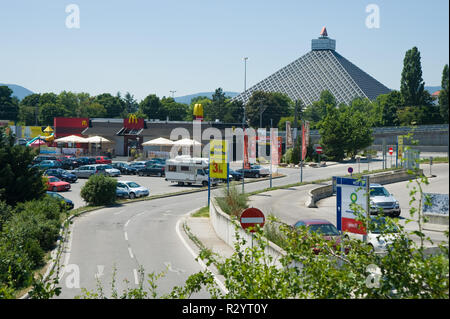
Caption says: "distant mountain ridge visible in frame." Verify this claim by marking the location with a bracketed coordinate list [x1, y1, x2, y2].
[174, 91, 239, 104]
[0, 83, 34, 100]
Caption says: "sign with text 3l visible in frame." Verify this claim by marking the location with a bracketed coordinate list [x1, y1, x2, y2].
[336, 177, 368, 235]
[209, 140, 228, 179]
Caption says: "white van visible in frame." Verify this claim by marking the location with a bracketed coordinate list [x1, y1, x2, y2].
[165, 156, 219, 187]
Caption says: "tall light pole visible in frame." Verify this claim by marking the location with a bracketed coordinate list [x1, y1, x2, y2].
[242, 57, 248, 193]
[170, 90, 176, 98]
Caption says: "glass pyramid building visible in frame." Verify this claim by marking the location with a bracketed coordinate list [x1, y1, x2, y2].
[233, 27, 391, 106]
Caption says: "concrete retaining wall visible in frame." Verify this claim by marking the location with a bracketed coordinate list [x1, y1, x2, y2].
[424, 213, 449, 226]
[209, 198, 285, 266]
[307, 169, 424, 208]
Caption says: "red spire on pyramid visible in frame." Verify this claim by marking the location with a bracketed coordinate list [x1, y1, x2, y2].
[320, 26, 328, 37]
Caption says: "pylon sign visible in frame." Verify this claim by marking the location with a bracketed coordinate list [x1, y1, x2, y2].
[209, 140, 228, 179]
[336, 177, 369, 235]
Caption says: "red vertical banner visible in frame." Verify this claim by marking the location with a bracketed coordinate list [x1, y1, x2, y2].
[243, 133, 251, 169]
[301, 123, 307, 161]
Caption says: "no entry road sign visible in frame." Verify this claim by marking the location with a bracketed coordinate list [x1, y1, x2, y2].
[388, 147, 393, 155]
[240, 208, 265, 232]
[316, 145, 323, 154]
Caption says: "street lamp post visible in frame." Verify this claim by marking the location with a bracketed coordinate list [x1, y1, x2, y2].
[242, 57, 248, 193]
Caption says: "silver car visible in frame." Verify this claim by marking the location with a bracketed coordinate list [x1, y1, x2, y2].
[117, 181, 149, 199]
[96, 164, 121, 177]
[369, 184, 401, 217]
[71, 165, 107, 178]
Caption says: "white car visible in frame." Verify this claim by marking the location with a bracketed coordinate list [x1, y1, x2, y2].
[117, 181, 149, 199]
[96, 164, 121, 177]
[347, 216, 401, 253]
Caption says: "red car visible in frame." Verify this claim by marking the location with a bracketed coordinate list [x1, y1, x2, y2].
[95, 156, 112, 164]
[46, 176, 71, 192]
[293, 219, 348, 255]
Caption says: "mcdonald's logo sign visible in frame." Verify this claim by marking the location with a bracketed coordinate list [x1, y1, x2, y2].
[81, 120, 87, 127]
[128, 114, 138, 124]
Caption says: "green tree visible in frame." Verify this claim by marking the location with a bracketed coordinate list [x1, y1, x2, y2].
[439, 64, 449, 123]
[95, 93, 125, 118]
[57, 91, 79, 116]
[246, 91, 291, 128]
[400, 47, 425, 106]
[303, 90, 337, 128]
[139, 94, 164, 120]
[0, 86, 19, 121]
[123, 92, 139, 115]
[38, 103, 68, 126]
[0, 127, 46, 206]
[223, 99, 244, 123]
[188, 96, 212, 121]
[376, 91, 401, 126]
[78, 102, 107, 118]
[18, 93, 41, 125]
[160, 97, 189, 121]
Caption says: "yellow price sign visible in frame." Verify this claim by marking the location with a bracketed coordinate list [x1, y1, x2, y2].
[209, 140, 228, 179]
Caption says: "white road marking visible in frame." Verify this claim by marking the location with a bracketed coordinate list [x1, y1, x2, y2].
[175, 211, 228, 294]
[128, 247, 134, 259]
[125, 219, 131, 228]
[133, 269, 139, 285]
[124, 232, 128, 241]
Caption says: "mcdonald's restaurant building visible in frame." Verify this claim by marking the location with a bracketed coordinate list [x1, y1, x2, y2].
[53, 116, 250, 157]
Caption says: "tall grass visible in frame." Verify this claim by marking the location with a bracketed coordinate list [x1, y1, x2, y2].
[216, 186, 248, 218]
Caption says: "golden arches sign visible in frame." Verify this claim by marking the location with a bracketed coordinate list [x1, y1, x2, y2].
[128, 114, 138, 124]
[81, 120, 87, 127]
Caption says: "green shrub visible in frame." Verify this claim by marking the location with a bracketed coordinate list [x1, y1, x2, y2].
[216, 186, 248, 218]
[81, 174, 117, 206]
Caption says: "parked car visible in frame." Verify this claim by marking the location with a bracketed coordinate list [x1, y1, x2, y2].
[74, 157, 92, 166]
[117, 181, 149, 199]
[96, 164, 121, 177]
[95, 156, 112, 164]
[32, 155, 57, 165]
[369, 184, 401, 217]
[147, 158, 166, 165]
[236, 165, 270, 178]
[112, 162, 138, 175]
[229, 169, 243, 181]
[116, 186, 130, 199]
[138, 164, 165, 177]
[71, 165, 107, 178]
[46, 191, 74, 210]
[293, 219, 347, 255]
[33, 160, 62, 170]
[45, 176, 71, 192]
[129, 161, 147, 171]
[59, 157, 79, 170]
[44, 168, 78, 183]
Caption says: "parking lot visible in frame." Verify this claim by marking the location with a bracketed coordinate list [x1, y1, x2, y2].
[62, 173, 199, 209]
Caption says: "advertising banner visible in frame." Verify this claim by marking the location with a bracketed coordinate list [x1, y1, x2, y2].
[286, 121, 292, 148]
[209, 139, 228, 179]
[336, 177, 369, 235]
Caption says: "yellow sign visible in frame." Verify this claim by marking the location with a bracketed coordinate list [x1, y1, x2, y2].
[81, 120, 87, 127]
[193, 103, 204, 118]
[398, 136, 404, 160]
[128, 113, 138, 124]
[209, 140, 228, 179]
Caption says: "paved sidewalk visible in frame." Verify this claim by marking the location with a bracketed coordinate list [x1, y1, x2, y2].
[185, 216, 235, 260]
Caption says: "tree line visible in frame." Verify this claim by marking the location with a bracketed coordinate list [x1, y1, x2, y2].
[0, 46, 448, 130]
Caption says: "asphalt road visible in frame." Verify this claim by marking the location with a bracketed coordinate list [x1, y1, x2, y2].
[248, 163, 449, 246]
[55, 159, 390, 298]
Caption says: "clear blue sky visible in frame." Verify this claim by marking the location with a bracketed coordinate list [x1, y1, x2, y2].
[0, 0, 448, 101]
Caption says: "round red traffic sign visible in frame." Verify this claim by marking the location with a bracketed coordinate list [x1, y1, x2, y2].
[315, 146, 323, 154]
[240, 208, 265, 232]
[388, 147, 393, 155]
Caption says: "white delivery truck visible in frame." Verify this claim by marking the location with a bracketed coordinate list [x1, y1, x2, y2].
[165, 156, 219, 186]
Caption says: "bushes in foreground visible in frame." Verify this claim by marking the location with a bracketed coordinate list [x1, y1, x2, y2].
[81, 174, 117, 206]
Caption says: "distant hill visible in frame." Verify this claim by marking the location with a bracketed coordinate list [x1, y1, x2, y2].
[425, 86, 441, 94]
[0, 83, 34, 100]
[174, 91, 239, 105]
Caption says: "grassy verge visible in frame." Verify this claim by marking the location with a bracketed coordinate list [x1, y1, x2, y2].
[191, 206, 210, 218]
[418, 157, 448, 164]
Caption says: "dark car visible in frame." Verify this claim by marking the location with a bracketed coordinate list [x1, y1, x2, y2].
[32, 155, 58, 165]
[236, 165, 270, 178]
[44, 168, 78, 183]
[74, 157, 91, 166]
[112, 162, 137, 175]
[229, 169, 243, 181]
[293, 219, 347, 255]
[138, 164, 165, 177]
[147, 158, 166, 165]
[46, 191, 74, 210]
[59, 157, 80, 170]
[32, 160, 62, 170]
